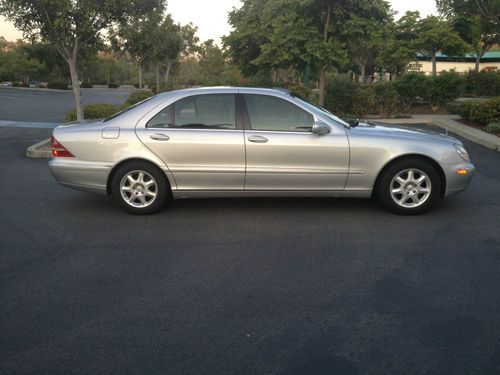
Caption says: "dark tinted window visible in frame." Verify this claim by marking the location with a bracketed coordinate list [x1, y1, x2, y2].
[244, 94, 314, 132]
[147, 94, 236, 129]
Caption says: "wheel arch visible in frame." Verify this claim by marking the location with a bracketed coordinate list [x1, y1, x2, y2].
[372, 154, 446, 198]
[106, 158, 173, 195]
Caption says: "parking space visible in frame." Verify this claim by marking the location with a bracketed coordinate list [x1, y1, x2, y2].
[0, 125, 499, 374]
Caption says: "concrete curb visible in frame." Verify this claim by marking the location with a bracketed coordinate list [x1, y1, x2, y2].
[375, 115, 500, 152]
[26, 138, 51, 158]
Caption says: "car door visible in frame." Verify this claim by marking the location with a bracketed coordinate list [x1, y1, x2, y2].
[241, 93, 349, 190]
[135, 93, 245, 190]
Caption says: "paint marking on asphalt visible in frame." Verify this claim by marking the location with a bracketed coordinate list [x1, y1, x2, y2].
[0, 120, 60, 129]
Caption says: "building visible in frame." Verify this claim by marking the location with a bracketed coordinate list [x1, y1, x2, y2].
[408, 50, 500, 75]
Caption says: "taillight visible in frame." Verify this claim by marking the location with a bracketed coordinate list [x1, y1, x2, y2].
[51, 136, 74, 157]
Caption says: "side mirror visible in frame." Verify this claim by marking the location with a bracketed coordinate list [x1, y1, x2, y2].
[312, 121, 331, 135]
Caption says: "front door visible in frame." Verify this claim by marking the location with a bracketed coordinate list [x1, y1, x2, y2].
[241, 93, 349, 191]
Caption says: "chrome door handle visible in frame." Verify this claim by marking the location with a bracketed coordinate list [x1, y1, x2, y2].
[150, 133, 170, 141]
[248, 135, 268, 143]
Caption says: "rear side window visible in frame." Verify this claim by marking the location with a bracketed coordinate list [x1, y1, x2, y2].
[243, 94, 314, 132]
[147, 94, 236, 129]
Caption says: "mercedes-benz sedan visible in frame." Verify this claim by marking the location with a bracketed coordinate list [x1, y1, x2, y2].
[49, 87, 475, 215]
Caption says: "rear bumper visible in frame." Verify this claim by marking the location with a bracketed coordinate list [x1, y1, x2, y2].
[48, 158, 111, 195]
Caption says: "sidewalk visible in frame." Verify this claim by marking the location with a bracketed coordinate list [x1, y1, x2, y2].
[375, 115, 500, 151]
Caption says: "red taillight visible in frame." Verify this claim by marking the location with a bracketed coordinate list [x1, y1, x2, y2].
[51, 136, 74, 157]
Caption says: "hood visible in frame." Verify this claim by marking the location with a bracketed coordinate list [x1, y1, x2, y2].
[350, 121, 461, 145]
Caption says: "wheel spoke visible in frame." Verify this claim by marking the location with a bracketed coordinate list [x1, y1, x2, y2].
[396, 176, 406, 185]
[416, 175, 426, 185]
[127, 175, 136, 184]
[392, 187, 403, 194]
[407, 170, 414, 181]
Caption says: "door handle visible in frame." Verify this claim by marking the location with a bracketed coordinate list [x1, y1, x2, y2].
[248, 135, 268, 143]
[150, 133, 170, 141]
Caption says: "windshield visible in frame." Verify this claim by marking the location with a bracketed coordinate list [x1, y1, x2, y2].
[293, 96, 350, 127]
[103, 96, 155, 122]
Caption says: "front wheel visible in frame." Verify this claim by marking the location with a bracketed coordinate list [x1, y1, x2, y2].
[377, 158, 442, 215]
[111, 162, 170, 214]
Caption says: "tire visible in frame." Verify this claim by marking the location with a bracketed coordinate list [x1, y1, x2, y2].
[111, 161, 170, 214]
[376, 158, 442, 215]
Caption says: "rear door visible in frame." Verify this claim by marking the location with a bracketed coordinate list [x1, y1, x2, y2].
[241, 93, 349, 190]
[135, 92, 245, 190]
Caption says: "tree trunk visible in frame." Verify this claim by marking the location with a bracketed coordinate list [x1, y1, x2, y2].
[431, 53, 437, 76]
[358, 64, 366, 84]
[165, 60, 174, 83]
[475, 54, 481, 72]
[68, 57, 83, 121]
[319, 3, 331, 107]
[155, 64, 160, 94]
[319, 69, 326, 106]
[138, 63, 143, 89]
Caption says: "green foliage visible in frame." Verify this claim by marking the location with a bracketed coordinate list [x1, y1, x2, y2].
[373, 82, 399, 118]
[47, 80, 68, 90]
[65, 103, 121, 122]
[324, 76, 357, 115]
[465, 71, 500, 97]
[80, 82, 93, 88]
[458, 97, 500, 125]
[469, 97, 500, 124]
[324, 76, 375, 118]
[423, 70, 464, 106]
[278, 82, 314, 101]
[393, 73, 428, 112]
[486, 122, 500, 134]
[125, 91, 153, 106]
[108, 83, 119, 88]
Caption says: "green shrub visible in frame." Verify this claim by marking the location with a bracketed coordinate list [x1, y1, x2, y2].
[465, 71, 500, 97]
[423, 71, 464, 106]
[325, 76, 357, 115]
[65, 103, 121, 122]
[108, 82, 119, 89]
[373, 82, 398, 118]
[469, 97, 500, 124]
[393, 73, 428, 112]
[278, 82, 314, 101]
[457, 100, 482, 119]
[47, 80, 68, 90]
[80, 82, 93, 88]
[125, 90, 154, 106]
[352, 85, 375, 118]
[486, 122, 500, 134]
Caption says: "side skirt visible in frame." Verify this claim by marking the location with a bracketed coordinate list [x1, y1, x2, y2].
[172, 190, 372, 199]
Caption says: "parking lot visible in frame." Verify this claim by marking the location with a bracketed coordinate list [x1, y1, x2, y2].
[0, 125, 499, 374]
[0, 87, 134, 123]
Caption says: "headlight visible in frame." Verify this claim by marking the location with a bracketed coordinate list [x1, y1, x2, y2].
[454, 144, 470, 162]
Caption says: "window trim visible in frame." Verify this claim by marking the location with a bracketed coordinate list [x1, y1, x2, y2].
[239, 93, 316, 133]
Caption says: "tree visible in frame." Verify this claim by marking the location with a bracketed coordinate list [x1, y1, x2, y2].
[377, 11, 422, 78]
[0, 0, 160, 120]
[111, 1, 166, 89]
[437, 0, 500, 71]
[416, 16, 467, 75]
[344, 0, 393, 82]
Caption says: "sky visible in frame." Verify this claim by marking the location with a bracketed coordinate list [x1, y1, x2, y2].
[0, 0, 438, 44]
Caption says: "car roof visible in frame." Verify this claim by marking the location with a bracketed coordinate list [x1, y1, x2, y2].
[155, 86, 293, 99]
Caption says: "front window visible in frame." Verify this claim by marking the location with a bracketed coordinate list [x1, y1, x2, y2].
[243, 94, 314, 132]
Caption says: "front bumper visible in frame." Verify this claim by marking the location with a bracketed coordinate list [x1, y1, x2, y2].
[444, 162, 475, 197]
[48, 158, 112, 195]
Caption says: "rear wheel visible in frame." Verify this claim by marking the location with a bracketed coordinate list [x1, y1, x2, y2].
[377, 158, 441, 215]
[111, 162, 170, 214]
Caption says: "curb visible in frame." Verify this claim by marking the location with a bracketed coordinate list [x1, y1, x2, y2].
[26, 138, 51, 158]
[375, 116, 500, 152]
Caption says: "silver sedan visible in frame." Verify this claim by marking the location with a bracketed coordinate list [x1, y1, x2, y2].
[49, 87, 475, 214]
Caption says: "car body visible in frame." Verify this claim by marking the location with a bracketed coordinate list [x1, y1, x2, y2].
[49, 87, 475, 214]
[1, 81, 13, 87]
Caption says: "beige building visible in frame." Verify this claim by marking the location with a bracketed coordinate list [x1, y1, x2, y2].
[407, 51, 500, 75]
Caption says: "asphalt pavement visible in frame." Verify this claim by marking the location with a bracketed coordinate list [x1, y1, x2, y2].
[0, 125, 499, 374]
[0, 87, 135, 123]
